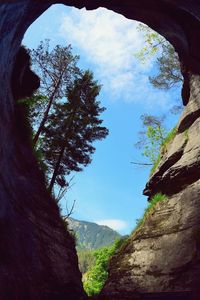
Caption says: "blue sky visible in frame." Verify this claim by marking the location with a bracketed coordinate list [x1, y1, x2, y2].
[23, 4, 181, 235]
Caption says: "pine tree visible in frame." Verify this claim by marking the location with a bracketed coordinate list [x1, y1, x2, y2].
[41, 70, 108, 192]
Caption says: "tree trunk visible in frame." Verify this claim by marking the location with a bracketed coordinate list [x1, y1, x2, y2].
[49, 143, 66, 193]
[48, 108, 77, 193]
[33, 93, 55, 146]
[33, 76, 62, 146]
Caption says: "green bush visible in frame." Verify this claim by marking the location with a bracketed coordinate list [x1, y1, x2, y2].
[147, 193, 167, 213]
[150, 154, 161, 176]
[150, 126, 177, 176]
[162, 126, 177, 149]
[133, 193, 167, 232]
[83, 238, 127, 296]
[78, 250, 96, 274]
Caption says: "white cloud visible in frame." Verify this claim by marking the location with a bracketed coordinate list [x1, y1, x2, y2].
[58, 7, 177, 109]
[95, 219, 128, 231]
[60, 8, 143, 68]
[59, 8, 161, 103]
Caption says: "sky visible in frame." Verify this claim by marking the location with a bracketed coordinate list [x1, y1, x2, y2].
[23, 4, 181, 235]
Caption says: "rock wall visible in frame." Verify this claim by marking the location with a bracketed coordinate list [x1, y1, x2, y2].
[99, 75, 200, 299]
[0, 3, 87, 300]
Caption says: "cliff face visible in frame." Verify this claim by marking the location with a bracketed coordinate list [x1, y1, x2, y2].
[144, 75, 200, 198]
[0, 3, 87, 300]
[100, 75, 200, 299]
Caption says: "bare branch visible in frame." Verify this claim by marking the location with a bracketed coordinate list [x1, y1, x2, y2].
[63, 200, 76, 219]
[55, 176, 75, 203]
[131, 161, 153, 166]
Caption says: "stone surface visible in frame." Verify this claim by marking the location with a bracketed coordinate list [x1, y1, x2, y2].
[100, 180, 200, 299]
[144, 121, 200, 197]
[0, 2, 87, 300]
[100, 74, 200, 299]
[178, 74, 200, 132]
[144, 75, 200, 198]
[99, 63, 200, 300]
[58, 0, 200, 75]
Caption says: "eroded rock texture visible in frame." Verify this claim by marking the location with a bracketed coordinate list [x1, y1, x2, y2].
[100, 75, 200, 299]
[144, 75, 200, 198]
[0, 2, 86, 300]
[1, 1, 200, 299]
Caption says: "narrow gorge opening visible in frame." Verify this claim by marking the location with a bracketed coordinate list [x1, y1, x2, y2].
[23, 4, 184, 297]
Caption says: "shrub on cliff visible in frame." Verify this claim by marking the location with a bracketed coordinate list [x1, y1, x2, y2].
[135, 193, 167, 231]
[83, 238, 127, 296]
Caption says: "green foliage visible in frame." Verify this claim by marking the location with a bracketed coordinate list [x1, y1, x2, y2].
[78, 250, 96, 274]
[150, 154, 161, 176]
[135, 114, 166, 165]
[134, 193, 167, 232]
[135, 24, 182, 91]
[184, 129, 189, 142]
[20, 94, 49, 127]
[147, 193, 167, 212]
[31, 40, 80, 101]
[150, 126, 177, 175]
[27, 41, 108, 195]
[135, 115, 178, 176]
[43, 70, 108, 190]
[149, 44, 182, 90]
[142, 125, 164, 164]
[83, 238, 127, 296]
[135, 23, 164, 62]
[162, 126, 177, 148]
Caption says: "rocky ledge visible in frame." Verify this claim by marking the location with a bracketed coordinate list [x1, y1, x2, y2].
[100, 180, 200, 299]
[99, 75, 200, 299]
[144, 75, 200, 199]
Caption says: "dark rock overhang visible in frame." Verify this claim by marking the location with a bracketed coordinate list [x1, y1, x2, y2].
[54, 0, 200, 75]
[12, 0, 200, 75]
[4, 1, 200, 105]
[48, 0, 200, 105]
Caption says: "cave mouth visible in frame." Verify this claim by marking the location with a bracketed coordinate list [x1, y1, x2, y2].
[23, 3, 182, 237]
[21, 7, 186, 298]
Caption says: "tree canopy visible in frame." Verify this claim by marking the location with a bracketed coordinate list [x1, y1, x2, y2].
[26, 40, 108, 197]
[136, 24, 183, 91]
[43, 70, 108, 192]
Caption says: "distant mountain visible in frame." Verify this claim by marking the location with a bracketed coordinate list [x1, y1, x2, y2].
[67, 218, 121, 250]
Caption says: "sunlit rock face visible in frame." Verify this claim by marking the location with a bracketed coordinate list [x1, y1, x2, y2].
[100, 184, 200, 299]
[99, 75, 200, 299]
[1, 1, 200, 300]
[144, 76, 200, 198]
